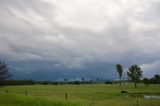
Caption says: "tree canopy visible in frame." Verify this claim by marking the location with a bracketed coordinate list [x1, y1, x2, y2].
[127, 65, 142, 88]
[0, 61, 11, 80]
[116, 64, 123, 87]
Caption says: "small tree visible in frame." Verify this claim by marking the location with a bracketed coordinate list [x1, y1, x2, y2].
[0, 61, 11, 85]
[127, 65, 142, 88]
[116, 64, 123, 87]
[0, 62, 11, 80]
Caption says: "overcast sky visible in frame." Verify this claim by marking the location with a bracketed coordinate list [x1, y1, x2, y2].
[0, 0, 160, 80]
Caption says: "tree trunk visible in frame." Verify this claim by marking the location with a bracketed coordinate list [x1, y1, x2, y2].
[119, 77, 121, 87]
[134, 81, 137, 88]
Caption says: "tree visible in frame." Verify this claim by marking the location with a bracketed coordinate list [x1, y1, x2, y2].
[154, 75, 160, 84]
[0, 61, 11, 81]
[116, 64, 123, 87]
[127, 65, 142, 88]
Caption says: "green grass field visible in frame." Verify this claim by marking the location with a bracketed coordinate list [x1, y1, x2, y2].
[0, 84, 160, 106]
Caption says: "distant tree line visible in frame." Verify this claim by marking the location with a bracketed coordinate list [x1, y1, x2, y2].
[0, 79, 96, 86]
[143, 74, 160, 85]
[0, 75, 159, 86]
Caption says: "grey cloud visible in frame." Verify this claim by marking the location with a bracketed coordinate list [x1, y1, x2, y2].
[141, 61, 160, 78]
[0, 0, 160, 80]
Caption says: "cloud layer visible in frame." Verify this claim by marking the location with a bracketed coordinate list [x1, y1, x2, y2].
[0, 0, 160, 80]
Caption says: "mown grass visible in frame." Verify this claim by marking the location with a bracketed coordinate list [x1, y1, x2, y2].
[0, 83, 160, 106]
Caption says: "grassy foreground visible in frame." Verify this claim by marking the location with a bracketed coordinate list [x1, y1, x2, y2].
[0, 84, 160, 106]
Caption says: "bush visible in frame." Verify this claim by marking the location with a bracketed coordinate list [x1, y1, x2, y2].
[74, 81, 80, 85]
[105, 81, 113, 84]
